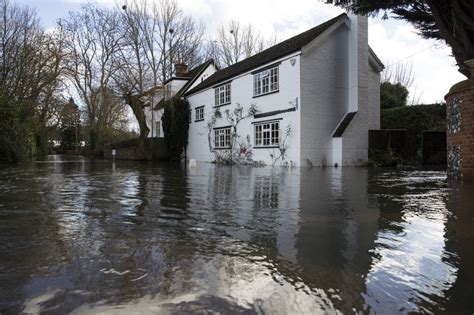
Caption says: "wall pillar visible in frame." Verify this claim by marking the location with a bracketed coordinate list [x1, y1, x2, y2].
[445, 60, 474, 179]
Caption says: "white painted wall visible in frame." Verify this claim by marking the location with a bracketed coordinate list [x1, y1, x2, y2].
[300, 20, 349, 167]
[144, 63, 218, 138]
[187, 53, 302, 165]
[143, 89, 165, 138]
[368, 67, 381, 131]
[185, 14, 380, 167]
[144, 106, 164, 138]
[341, 15, 370, 165]
[187, 63, 218, 91]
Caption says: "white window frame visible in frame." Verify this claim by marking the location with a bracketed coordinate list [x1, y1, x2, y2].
[254, 121, 280, 147]
[155, 121, 161, 137]
[253, 66, 279, 97]
[214, 83, 231, 106]
[214, 127, 231, 149]
[195, 106, 204, 121]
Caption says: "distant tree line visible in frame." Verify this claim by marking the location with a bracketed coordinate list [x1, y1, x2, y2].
[0, 0, 277, 163]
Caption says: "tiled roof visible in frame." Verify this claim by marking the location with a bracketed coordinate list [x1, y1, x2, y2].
[154, 60, 214, 109]
[185, 13, 347, 96]
[175, 59, 215, 97]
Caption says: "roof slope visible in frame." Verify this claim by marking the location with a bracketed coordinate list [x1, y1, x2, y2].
[186, 13, 347, 96]
[175, 59, 215, 97]
[154, 60, 215, 109]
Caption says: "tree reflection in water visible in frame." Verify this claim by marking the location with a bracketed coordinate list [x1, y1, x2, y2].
[0, 157, 473, 314]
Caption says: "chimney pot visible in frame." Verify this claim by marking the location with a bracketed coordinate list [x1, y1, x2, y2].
[175, 63, 188, 77]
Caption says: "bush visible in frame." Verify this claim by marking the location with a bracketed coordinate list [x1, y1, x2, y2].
[161, 97, 190, 161]
[380, 82, 409, 109]
[381, 104, 446, 160]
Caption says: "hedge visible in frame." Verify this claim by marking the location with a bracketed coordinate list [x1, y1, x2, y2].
[381, 104, 446, 160]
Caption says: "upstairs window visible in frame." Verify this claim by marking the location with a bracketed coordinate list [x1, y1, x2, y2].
[253, 66, 278, 96]
[214, 127, 231, 149]
[195, 106, 204, 121]
[255, 121, 280, 147]
[214, 83, 231, 106]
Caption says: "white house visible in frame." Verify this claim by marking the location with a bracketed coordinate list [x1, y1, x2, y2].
[144, 60, 218, 138]
[150, 13, 383, 167]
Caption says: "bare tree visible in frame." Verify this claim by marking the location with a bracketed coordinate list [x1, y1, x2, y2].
[115, 0, 205, 156]
[59, 4, 123, 152]
[210, 20, 278, 68]
[382, 61, 422, 105]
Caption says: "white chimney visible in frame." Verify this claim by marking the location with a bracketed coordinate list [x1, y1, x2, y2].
[347, 13, 369, 113]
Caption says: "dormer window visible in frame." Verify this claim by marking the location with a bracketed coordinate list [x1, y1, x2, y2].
[253, 66, 278, 96]
[214, 83, 231, 106]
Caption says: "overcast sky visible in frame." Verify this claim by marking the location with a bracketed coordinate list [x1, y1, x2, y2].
[16, 0, 465, 104]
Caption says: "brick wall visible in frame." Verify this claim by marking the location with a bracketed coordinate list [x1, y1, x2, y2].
[445, 78, 474, 179]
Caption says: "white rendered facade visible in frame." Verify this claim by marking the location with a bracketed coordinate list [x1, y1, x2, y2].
[151, 14, 383, 166]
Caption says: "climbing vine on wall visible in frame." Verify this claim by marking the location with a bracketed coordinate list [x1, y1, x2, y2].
[205, 103, 259, 165]
[162, 97, 190, 161]
[269, 123, 293, 166]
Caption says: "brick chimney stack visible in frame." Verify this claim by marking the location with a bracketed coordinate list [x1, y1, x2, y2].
[175, 63, 188, 77]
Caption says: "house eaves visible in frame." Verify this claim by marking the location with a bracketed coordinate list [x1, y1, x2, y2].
[185, 13, 347, 96]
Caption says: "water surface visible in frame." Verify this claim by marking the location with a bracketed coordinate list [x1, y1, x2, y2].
[0, 155, 473, 314]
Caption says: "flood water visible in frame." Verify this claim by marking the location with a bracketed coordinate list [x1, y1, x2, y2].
[0, 155, 473, 314]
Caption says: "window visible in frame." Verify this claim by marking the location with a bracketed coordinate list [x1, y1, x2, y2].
[255, 121, 280, 147]
[195, 106, 204, 121]
[155, 121, 161, 137]
[214, 83, 231, 106]
[214, 127, 231, 149]
[254, 66, 278, 96]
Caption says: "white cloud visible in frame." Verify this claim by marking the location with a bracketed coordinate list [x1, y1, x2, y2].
[368, 18, 464, 104]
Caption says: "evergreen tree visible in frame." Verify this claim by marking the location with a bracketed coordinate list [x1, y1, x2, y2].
[380, 82, 409, 109]
[59, 98, 81, 150]
[326, 0, 474, 77]
[162, 98, 190, 161]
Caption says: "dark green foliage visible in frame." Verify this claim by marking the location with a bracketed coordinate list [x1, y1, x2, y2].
[0, 90, 34, 163]
[380, 81, 409, 109]
[381, 104, 446, 159]
[325, 1, 474, 77]
[162, 98, 190, 161]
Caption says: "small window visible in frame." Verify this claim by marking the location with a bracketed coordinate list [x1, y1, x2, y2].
[255, 121, 280, 147]
[195, 106, 204, 121]
[254, 66, 278, 96]
[155, 121, 161, 137]
[214, 127, 231, 149]
[214, 83, 231, 106]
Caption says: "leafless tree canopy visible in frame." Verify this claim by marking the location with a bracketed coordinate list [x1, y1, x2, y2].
[382, 61, 414, 88]
[382, 61, 422, 105]
[113, 0, 205, 155]
[59, 4, 127, 150]
[208, 20, 278, 68]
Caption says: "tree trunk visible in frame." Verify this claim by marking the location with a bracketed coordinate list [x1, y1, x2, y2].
[125, 93, 150, 160]
[35, 127, 49, 160]
[89, 128, 99, 154]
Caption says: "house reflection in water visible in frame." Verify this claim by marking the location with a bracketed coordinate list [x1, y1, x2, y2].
[1, 158, 473, 314]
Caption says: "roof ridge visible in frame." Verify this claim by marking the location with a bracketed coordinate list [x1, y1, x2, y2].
[185, 13, 347, 96]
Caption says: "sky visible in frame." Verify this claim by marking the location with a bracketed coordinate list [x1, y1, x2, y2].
[16, 0, 465, 104]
